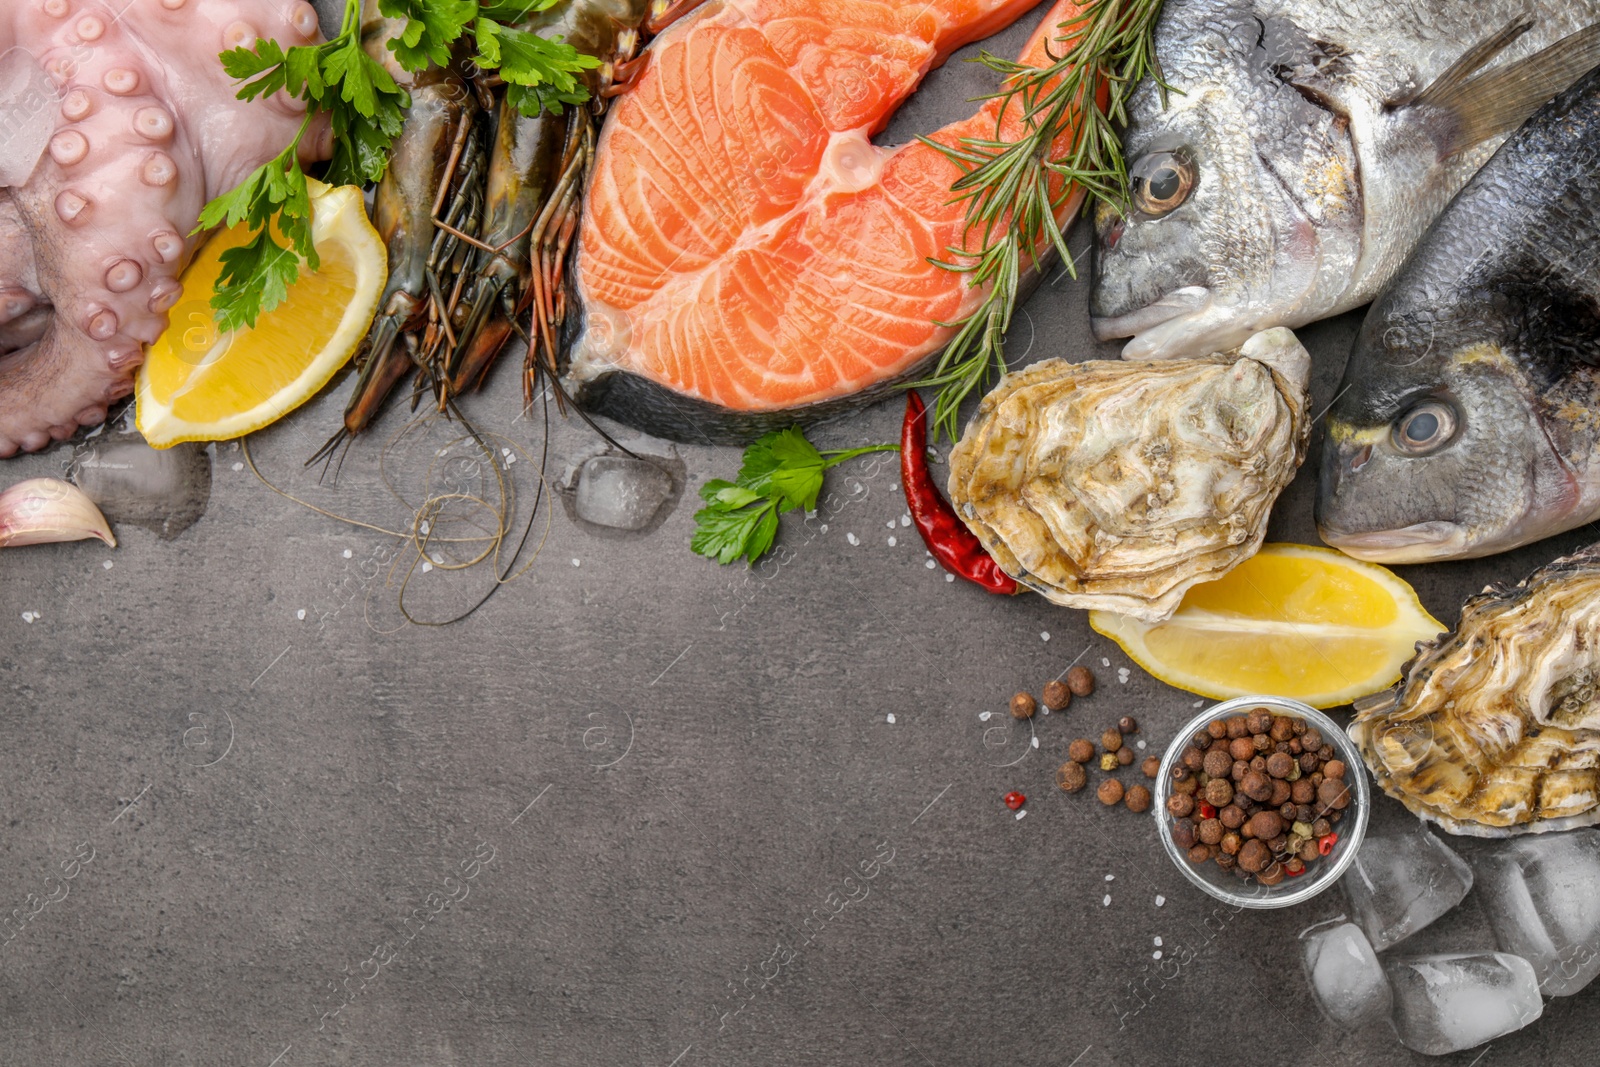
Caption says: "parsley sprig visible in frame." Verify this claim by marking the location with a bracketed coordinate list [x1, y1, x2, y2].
[916, 0, 1169, 441]
[692, 428, 899, 566]
[197, 0, 600, 332]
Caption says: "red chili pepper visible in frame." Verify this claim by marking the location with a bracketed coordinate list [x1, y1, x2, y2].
[1004, 791, 1026, 811]
[1197, 802, 1217, 820]
[1286, 863, 1306, 878]
[1318, 832, 1339, 857]
[902, 391, 1018, 595]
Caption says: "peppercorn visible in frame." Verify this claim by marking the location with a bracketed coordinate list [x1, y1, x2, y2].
[1297, 804, 1317, 825]
[1318, 779, 1351, 810]
[1215, 851, 1237, 871]
[1057, 761, 1087, 793]
[1097, 778, 1124, 806]
[1318, 743, 1336, 761]
[1240, 770, 1273, 802]
[1270, 716, 1294, 742]
[1312, 817, 1333, 838]
[1068, 739, 1095, 764]
[1249, 811, 1284, 840]
[1173, 774, 1198, 796]
[1258, 862, 1286, 887]
[1298, 838, 1320, 863]
[1289, 738, 1303, 755]
[1099, 752, 1119, 772]
[1116, 747, 1134, 767]
[1171, 820, 1196, 851]
[1291, 779, 1315, 805]
[1302, 728, 1324, 751]
[1226, 717, 1249, 740]
[1250, 733, 1271, 755]
[1141, 756, 1161, 779]
[1219, 804, 1246, 830]
[1203, 778, 1234, 808]
[1181, 746, 1204, 772]
[1291, 718, 1307, 735]
[1101, 728, 1124, 753]
[1201, 749, 1231, 779]
[1187, 843, 1213, 865]
[1269, 780, 1293, 808]
[1323, 759, 1347, 780]
[1198, 818, 1223, 845]
[1124, 785, 1151, 813]
[1238, 839, 1270, 873]
[1207, 719, 1228, 740]
[1228, 737, 1255, 762]
[1273, 740, 1292, 755]
[1118, 716, 1139, 735]
[1042, 679, 1071, 712]
[1065, 665, 1095, 697]
[1231, 759, 1250, 782]
[1266, 752, 1295, 779]
[1010, 692, 1037, 719]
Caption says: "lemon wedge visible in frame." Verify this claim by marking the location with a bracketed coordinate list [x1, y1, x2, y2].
[1090, 544, 1444, 708]
[136, 180, 386, 448]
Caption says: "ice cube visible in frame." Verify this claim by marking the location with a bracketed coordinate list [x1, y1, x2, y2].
[72, 438, 211, 540]
[1301, 922, 1392, 1029]
[574, 457, 672, 530]
[1384, 952, 1542, 1056]
[1470, 829, 1600, 996]
[1342, 818, 1472, 950]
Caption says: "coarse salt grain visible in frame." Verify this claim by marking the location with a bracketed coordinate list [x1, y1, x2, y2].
[900, 515, 910, 527]
[820, 524, 829, 533]
[925, 560, 936, 569]
[886, 713, 896, 724]
[887, 536, 896, 547]
[1101, 657, 1111, 667]
[1153, 950, 1162, 960]
[886, 519, 896, 529]
[1015, 809, 1026, 821]
[1040, 632, 1050, 642]
[1155, 895, 1166, 907]
[1105, 874, 1115, 882]
[422, 562, 433, 573]
[1030, 737, 1039, 749]
[20, 612, 34, 624]
[101, 560, 112, 570]
[571, 558, 580, 567]
[1136, 739, 1147, 750]
[847, 532, 860, 546]
[296, 609, 306, 620]
[944, 574, 955, 583]
[1103, 894, 1111, 907]
[979, 711, 991, 721]
[342, 549, 353, 559]
[231, 461, 244, 472]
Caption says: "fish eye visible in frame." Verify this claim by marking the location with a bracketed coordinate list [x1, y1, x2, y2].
[1392, 402, 1457, 455]
[1130, 150, 1196, 218]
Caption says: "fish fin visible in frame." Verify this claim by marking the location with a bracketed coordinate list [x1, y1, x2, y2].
[1412, 22, 1600, 157]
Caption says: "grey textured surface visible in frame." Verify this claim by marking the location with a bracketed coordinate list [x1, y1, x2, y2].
[2, 3, 1598, 1065]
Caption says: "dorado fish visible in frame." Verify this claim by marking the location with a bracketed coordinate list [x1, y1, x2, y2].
[1317, 65, 1600, 563]
[1089, 0, 1600, 361]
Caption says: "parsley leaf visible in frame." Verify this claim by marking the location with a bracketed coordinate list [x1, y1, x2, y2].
[690, 428, 899, 566]
[377, 0, 477, 70]
[472, 18, 599, 116]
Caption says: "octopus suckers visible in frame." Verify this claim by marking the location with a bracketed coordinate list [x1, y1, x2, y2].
[105, 345, 142, 372]
[104, 260, 143, 293]
[0, 288, 36, 324]
[133, 106, 173, 141]
[43, 0, 70, 18]
[223, 21, 258, 49]
[54, 190, 90, 224]
[289, 2, 318, 37]
[140, 151, 176, 186]
[61, 90, 93, 121]
[150, 231, 182, 262]
[74, 14, 104, 40]
[49, 130, 88, 166]
[103, 68, 140, 95]
[148, 280, 182, 313]
[85, 307, 119, 341]
[158, 0, 186, 8]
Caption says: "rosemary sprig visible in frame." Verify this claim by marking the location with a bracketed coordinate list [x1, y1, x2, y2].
[915, 0, 1169, 441]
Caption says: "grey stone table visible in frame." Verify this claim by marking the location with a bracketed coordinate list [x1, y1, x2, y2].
[2, 4, 1596, 1064]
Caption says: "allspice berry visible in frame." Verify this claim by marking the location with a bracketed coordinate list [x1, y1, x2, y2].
[1198, 817, 1223, 845]
[1042, 680, 1071, 712]
[1124, 785, 1152, 813]
[1238, 839, 1270, 873]
[1141, 756, 1161, 778]
[1323, 759, 1347, 780]
[1097, 778, 1124, 806]
[1057, 761, 1087, 793]
[1118, 716, 1138, 735]
[1248, 810, 1284, 841]
[1266, 751, 1296, 779]
[1219, 804, 1246, 829]
[1010, 692, 1037, 720]
[1167, 792, 1195, 818]
[1116, 747, 1135, 767]
[1186, 843, 1213, 865]
[1203, 778, 1234, 807]
[1240, 770, 1273, 802]
[1202, 749, 1233, 779]
[1068, 739, 1095, 764]
[1100, 728, 1123, 753]
[1318, 779, 1351, 810]
[1229, 737, 1255, 762]
[1066, 666, 1095, 697]
[1291, 779, 1316, 805]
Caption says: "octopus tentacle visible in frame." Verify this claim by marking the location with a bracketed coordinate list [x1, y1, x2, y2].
[0, 0, 333, 456]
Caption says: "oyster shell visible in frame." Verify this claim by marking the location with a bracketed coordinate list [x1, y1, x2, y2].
[946, 328, 1311, 621]
[1351, 544, 1600, 837]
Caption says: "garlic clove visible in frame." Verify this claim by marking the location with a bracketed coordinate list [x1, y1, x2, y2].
[0, 478, 117, 548]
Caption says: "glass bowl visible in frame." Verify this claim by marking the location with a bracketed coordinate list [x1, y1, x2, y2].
[1151, 696, 1369, 909]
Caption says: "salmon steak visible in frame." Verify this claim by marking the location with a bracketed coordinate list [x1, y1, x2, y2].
[562, 0, 1090, 443]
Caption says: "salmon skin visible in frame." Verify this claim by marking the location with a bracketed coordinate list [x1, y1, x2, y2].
[561, 0, 1091, 444]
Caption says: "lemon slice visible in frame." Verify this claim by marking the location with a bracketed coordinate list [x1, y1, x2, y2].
[1090, 544, 1444, 708]
[136, 180, 386, 447]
